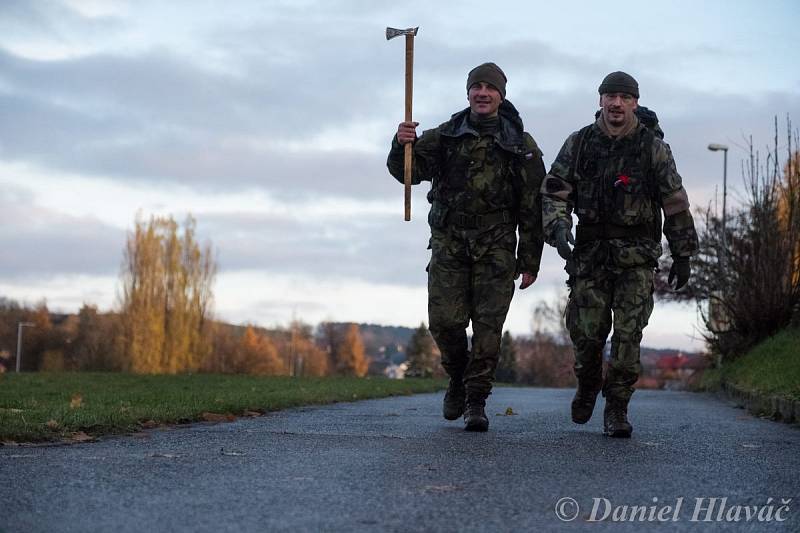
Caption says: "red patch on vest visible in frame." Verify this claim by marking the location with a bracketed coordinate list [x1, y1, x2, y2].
[614, 174, 631, 187]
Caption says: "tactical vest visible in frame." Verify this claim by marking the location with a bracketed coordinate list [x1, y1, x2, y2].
[571, 125, 662, 242]
[427, 133, 528, 230]
[438, 135, 520, 204]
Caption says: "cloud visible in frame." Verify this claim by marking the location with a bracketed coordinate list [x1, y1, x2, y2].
[199, 207, 431, 285]
[0, 0, 125, 59]
[0, 186, 124, 279]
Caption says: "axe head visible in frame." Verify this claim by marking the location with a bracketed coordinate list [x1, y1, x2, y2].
[385, 26, 419, 40]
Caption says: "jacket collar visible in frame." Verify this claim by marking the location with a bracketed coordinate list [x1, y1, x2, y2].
[595, 113, 640, 140]
[439, 99, 526, 151]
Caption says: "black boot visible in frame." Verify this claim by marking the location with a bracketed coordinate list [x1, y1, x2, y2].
[442, 377, 466, 421]
[603, 398, 633, 438]
[571, 381, 602, 424]
[464, 401, 489, 432]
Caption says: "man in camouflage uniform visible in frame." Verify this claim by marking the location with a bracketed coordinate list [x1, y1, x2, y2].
[541, 71, 698, 438]
[387, 63, 545, 432]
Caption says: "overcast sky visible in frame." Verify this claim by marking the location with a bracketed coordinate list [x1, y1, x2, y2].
[1, 0, 798, 351]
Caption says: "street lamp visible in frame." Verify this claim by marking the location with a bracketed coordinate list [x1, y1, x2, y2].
[708, 143, 729, 253]
[708, 144, 730, 340]
[16, 322, 35, 373]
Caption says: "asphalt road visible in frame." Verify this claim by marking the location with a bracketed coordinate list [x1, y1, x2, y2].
[2, 387, 799, 532]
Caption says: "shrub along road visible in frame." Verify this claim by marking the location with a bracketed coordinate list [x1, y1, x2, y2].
[2, 387, 799, 532]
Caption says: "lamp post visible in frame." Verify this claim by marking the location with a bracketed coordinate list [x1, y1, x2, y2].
[708, 144, 730, 340]
[708, 143, 729, 253]
[16, 322, 35, 373]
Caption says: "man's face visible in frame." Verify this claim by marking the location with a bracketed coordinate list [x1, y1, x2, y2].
[468, 82, 502, 117]
[600, 92, 638, 127]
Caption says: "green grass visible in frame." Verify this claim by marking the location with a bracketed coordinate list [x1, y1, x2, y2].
[0, 373, 446, 443]
[711, 327, 800, 401]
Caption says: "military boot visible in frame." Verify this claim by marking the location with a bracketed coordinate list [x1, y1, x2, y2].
[571, 381, 602, 424]
[603, 398, 633, 438]
[464, 401, 489, 432]
[442, 377, 466, 421]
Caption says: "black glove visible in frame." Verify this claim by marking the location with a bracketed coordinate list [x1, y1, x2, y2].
[668, 257, 691, 290]
[554, 221, 575, 260]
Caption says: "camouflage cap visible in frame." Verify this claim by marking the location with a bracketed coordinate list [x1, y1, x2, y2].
[599, 71, 639, 98]
[467, 62, 507, 99]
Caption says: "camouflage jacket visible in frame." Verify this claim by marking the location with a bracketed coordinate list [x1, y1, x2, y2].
[541, 115, 698, 273]
[387, 100, 546, 275]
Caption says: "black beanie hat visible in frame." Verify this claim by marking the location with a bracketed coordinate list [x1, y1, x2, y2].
[598, 71, 639, 98]
[466, 62, 507, 99]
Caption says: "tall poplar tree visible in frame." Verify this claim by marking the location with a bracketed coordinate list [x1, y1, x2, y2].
[119, 214, 216, 373]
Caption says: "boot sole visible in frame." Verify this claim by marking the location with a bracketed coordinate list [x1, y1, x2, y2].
[571, 402, 594, 424]
[572, 414, 592, 424]
[443, 410, 464, 421]
[604, 427, 632, 438]
[464, 420, 489, 432]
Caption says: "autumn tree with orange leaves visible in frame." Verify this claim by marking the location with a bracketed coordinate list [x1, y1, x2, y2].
[334, 323, 369, 377]
[119, 214, 216, 373]
[231, 326, 286, 375]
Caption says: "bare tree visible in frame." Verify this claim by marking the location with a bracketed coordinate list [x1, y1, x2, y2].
[655, 116, 800, 360]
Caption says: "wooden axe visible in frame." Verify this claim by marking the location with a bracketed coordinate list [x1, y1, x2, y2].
[386, 26, 418, 221]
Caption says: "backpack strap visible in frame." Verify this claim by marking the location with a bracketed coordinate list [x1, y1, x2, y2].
[640, 127, 658, 202]
[568, 125, 593, 183]
[639, 127, 663, 242]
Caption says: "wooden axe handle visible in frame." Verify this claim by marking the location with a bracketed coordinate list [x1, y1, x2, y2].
[403, 33, 414, 221]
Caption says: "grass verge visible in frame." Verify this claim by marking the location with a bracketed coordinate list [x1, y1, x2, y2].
[0, 373, 446, 443]
[705, 327, 800, 401]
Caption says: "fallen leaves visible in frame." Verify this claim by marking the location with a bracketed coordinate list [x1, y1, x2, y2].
[45, 419, 60, 430]
[496, 407, 517, 416]
[201, 412, 236, 423]
[70, 431, 94, 443]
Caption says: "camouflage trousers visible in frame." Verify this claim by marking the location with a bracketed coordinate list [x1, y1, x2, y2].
[427, 232, 516, 403]
[565, 265, 654, 403]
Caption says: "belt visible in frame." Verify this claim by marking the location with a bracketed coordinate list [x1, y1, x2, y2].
[575, 223, 652, 243]
[446, 209, 513, 229]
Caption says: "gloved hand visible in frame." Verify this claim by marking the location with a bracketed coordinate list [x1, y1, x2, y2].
[668, 257, 691, 290]
[554, 221, 575, 260]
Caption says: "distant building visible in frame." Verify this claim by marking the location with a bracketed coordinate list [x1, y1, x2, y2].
[384, 362, 408, 379]
[637, 350, 709, 390]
